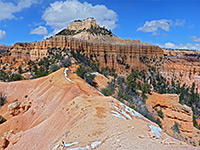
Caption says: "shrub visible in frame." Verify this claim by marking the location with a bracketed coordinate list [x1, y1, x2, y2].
[85, 74, 96, 86]
[0, 92, 6, 106]
[18, 66, 23, 74]
[172, 122, 181, 133]
[61, 58, 72, 67]
[49, 64, 60, 72]
[157, 109, 164, 119]
[156, 118, 162, 128]
[0, 115, 6, 124]
[141, 83, 151, 101]
[101, 86, 115, 96]
[76, 65, 87, 79]
[8, 74, 24, 81]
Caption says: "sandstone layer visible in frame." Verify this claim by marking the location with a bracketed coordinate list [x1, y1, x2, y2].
[9, 18, 163, 70]
[146, 93, 199, 141]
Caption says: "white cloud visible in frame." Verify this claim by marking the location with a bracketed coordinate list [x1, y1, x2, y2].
[174, 19, 185, 26]
[190, 36, 200, 42]
[0, 0, 38, 21]
[42, 0, 118, 35]
[137, 19, 185, 35]
[158, 42, 200, 50]
[137, 19, 172, 33]
[0, 29, 6, 40]
[30, 26, 48, 35]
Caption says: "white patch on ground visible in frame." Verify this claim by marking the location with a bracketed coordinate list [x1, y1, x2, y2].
[64, 68, 76, 84]
[111, 110, 126, 120]
[96, 87, 105, 96]
[111, 102, 143, 120]
[90, 72, 99, 75]
[90, 141, 102, 148]
[121, 109, 132, 120]
[120, 103, 141, 118]
[96, 90, 104, 96]
[64, 142, 79, 147]
[148, 124, 162, 138]
[66, 141, 102, 150]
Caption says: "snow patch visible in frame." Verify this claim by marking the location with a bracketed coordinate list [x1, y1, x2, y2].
[64, 142, 79, 147]
[111, 110, 126, 120]
[121, 109, 132, 120]
[66, 141, 102, 150]
[148, 124, 162, 138]
[91, 141, 102, 148]
[90, 72, 99, 75]
[64, 68, 76, 84]
[110, 102, 143, 120]
[120, 103, 141, 118]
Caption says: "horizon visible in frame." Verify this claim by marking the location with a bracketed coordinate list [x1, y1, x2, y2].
[0, 0, 199, 50]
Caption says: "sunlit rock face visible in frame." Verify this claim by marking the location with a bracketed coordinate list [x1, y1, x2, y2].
[10, 18, 164, 70]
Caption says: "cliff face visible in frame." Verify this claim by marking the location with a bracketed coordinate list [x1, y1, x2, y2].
[10, 18, 164, 70]
[147, 93, 194, 139]
[11, 36, 163, 69]
[67, 17, 99, 31]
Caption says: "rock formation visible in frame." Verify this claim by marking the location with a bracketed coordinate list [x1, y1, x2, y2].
[0, 45, 11, 51]
[8, 100, 31, 116]
[147, 93, 194, 139]
[67, 17, 99, 31]
[10, 18, 164, 70]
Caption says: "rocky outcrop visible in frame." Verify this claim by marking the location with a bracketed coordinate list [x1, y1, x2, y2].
[0, 130, 21, 149]
[10, 18, 164, 70]
[146, 93, 193, 138]
[11, 36, 163, 69]
[0, 137, 9, 149]
[8, 100, 31, 116]
[0, 45, 11, 51]
[67, 17, 100, 31]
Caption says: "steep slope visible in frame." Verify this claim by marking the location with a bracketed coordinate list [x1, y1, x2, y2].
[0, 68, 196, 149]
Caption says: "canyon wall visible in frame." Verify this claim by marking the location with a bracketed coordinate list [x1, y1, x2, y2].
[10, 36, 163, 69]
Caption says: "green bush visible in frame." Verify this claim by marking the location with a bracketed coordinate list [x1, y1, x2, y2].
[8, 74, 24, 81]
[85, 74, 96, 86]
[61, 58, 72, 67]
[172, 122, 181, 133]
[157, 109, 164, 119]
[0, 92, 6, 106]
[76, 65, 87, 79]
[0, 115, 6, 124]
[49, 64, 60, 72]
[101, 86, 115, 96]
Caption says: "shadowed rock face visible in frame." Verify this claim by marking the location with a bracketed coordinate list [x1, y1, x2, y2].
[10, 18, 164, 70]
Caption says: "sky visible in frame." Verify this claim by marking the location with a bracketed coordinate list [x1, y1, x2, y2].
[0, 0, 199, 50]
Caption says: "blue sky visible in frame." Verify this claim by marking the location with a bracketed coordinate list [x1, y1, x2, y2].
[0, 0, 199, 50]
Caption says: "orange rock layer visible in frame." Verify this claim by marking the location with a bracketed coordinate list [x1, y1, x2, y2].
[10, 36, 163, 69]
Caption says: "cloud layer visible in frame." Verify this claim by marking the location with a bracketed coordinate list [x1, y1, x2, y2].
[158, 42, 200, 50]
[42, 0, 118, 35]
[0, 0, 38, 21]
[137, 19, 185, 35]
[190, 36, 200, 42]
[0, 29, 6, 40]
[30, 26, 48, 35]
